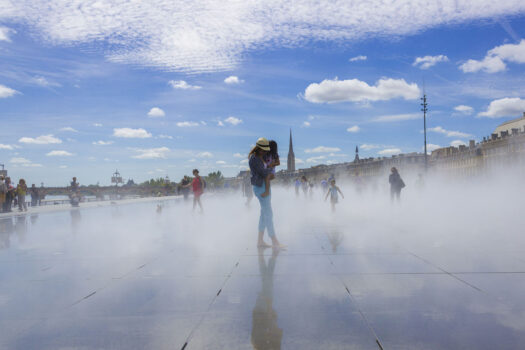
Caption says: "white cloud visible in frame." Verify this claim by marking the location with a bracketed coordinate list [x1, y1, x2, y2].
[19, 134, 62, 144]
[459, 56, 506, 73]
[169, 80, 201, 90]
[224, 76, 243, 84]
[304, 78, 420, 103]
[478, 97, 525, 118]
[148, 107, 165, 118]
[224, 116, 243, 125]
[305, 146, 341, 153]
[0, 144, 14, 150]
[158, 134, 173, 139]
[240, 159, 248, 164]
[46, 150, 73, 157]
[489, 39, 525, 64]
[459, 40, 525, 73]
[295, 158, 304, 164]
[429, 126, 472, 138]
[3, 2, 524, 73]
[0, 84, 19, 98]
[413, 55, 449, 69]
[378, 148, 401, 156]
[177, 121, 200, 127]
[32, 76, 61, 87]
[9, 157, 42, 167]
[59, 165, 68, 169]
[233, 153, 243, 158]
[372, 113, 420, 122]
[360, 144, 381, 150]
[93, 123, 103, 127]
[113, 128, 152, 138]
[59, 127, 77, 132]
[451, 140, 467, 147]
[197, 151, 213, 158]
[347, 125, 360, 133]
[349, 55, 367, 62]
[0, 26, 15, 42]
[306, 155, 326, 163]
[132, 147, 170, 159]
[454, 105, 474, 115]
[217, 121, 225, 127]
[302, 121, 311, 128]
[216, 160, 226, 164]
[93, 140, 114, 146]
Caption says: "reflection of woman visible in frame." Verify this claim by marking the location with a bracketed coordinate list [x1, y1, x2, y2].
[251, 248, 282, 349]
[249, 138, 283, 248]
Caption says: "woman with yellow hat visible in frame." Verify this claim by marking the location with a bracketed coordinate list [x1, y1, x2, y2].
[249, 137, 283, 248]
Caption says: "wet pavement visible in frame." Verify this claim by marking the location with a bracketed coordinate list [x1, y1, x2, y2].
[1, 193, 525, 349]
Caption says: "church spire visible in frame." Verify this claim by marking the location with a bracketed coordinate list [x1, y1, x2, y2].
[354, 145, 359, 162]
[287, 129, 295, 172]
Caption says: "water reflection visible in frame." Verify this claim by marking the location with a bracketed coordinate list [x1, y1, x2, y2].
[251, 248, 282, 349]
[70, 209, 81, 232]
[0, 217, 13, 249]
[15, 216, 27, 242]
[327, 229, 344, 253]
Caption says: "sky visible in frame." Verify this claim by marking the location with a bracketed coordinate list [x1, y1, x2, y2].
[1, 1, 525, 186]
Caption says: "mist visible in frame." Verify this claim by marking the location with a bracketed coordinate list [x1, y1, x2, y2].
[1, 165, 525, 349]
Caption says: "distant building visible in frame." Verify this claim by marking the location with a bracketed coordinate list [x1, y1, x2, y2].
[494, 112, 525, 137]
[287, 129, 295, 172]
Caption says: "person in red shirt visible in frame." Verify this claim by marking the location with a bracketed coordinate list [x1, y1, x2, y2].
[184, 169, 204, 212]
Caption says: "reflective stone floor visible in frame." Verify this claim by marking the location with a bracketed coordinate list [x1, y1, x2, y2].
[1, 194, 524, 349]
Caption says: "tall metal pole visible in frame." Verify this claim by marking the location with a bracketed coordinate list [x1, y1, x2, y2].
[421, 94, 428, 171]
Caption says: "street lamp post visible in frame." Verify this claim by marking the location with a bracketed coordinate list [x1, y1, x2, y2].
[421, 94, 428, 171]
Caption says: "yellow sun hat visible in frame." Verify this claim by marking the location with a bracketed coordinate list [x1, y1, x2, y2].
[256, 137, 271, 151]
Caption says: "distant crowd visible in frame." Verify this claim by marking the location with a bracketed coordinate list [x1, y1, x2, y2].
[0, 176, 44, 213]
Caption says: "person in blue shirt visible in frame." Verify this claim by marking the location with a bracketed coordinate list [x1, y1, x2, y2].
[249, 137, 284, 249]
[324, 179, 344, 212]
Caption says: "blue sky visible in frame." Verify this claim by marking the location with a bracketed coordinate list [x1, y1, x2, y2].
[1, 1, 525, 186]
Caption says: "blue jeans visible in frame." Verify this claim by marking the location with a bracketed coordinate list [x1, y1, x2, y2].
[253, 184, 275, 238]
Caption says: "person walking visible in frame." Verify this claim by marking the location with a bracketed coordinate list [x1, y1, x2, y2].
[389, 167, 405, 202]
[16, 179, 28, 212]
[4, 177, 15, 212]
[325, 179, 344, 212]
[249, 137, 283, 249]
[30, 184, 39, 207]
[184, 169, 204, 212]
[0, 176, 6, 213]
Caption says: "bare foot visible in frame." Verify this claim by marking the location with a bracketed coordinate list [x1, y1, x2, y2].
[261, 192, 269, 198]
[257, 241, 272, 248]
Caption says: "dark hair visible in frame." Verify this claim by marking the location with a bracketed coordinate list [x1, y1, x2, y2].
[269, 140, 278, 157]
[248, 145, 265, 158]
[193, 169, 199, 174]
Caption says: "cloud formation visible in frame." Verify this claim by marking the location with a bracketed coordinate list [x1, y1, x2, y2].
[2, 2, 524, 72]
[132, 147, 170, 159]
[0, 26, 14, 42]
[0, 144, 15, 150]
[59, 127, 77, 132]
[196, 151, 213, 158]
[450, 140, 467, 147]
[169, 80, 202, 90]
[346, 125, 360, 133]
[93, 140, 114, 145]
[304, 78, 420, 103]
[413, 55, 449, 69]
[19, 134, 62, 144]
[454, 105, 474, 115]
[9, 157, 42, 167]
[46, 150, 73, 156]
[113, 128, 152, 138]
[224, 116, 242, 125]
[349, 55, 367, 62]
[0, 84, 18, 98]
[378, 148, 401, 156]
[224, 76, 243, 84]
[429, 126, 472, 138]
[177, 121, 200, 127]
[460, 40, 525, 73]
[305, 146, 341, 153]
[148, 107, 165, 118]
[478, 97, 525, 118]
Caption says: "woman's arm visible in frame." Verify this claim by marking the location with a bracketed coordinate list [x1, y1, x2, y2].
[337, 186, 344, 199]
[272, 155, 280, 167]
[249, 156, 271, 178]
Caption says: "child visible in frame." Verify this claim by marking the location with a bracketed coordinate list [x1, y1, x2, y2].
[325, 179, 344, 212]
[261, 140, 280, 198]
